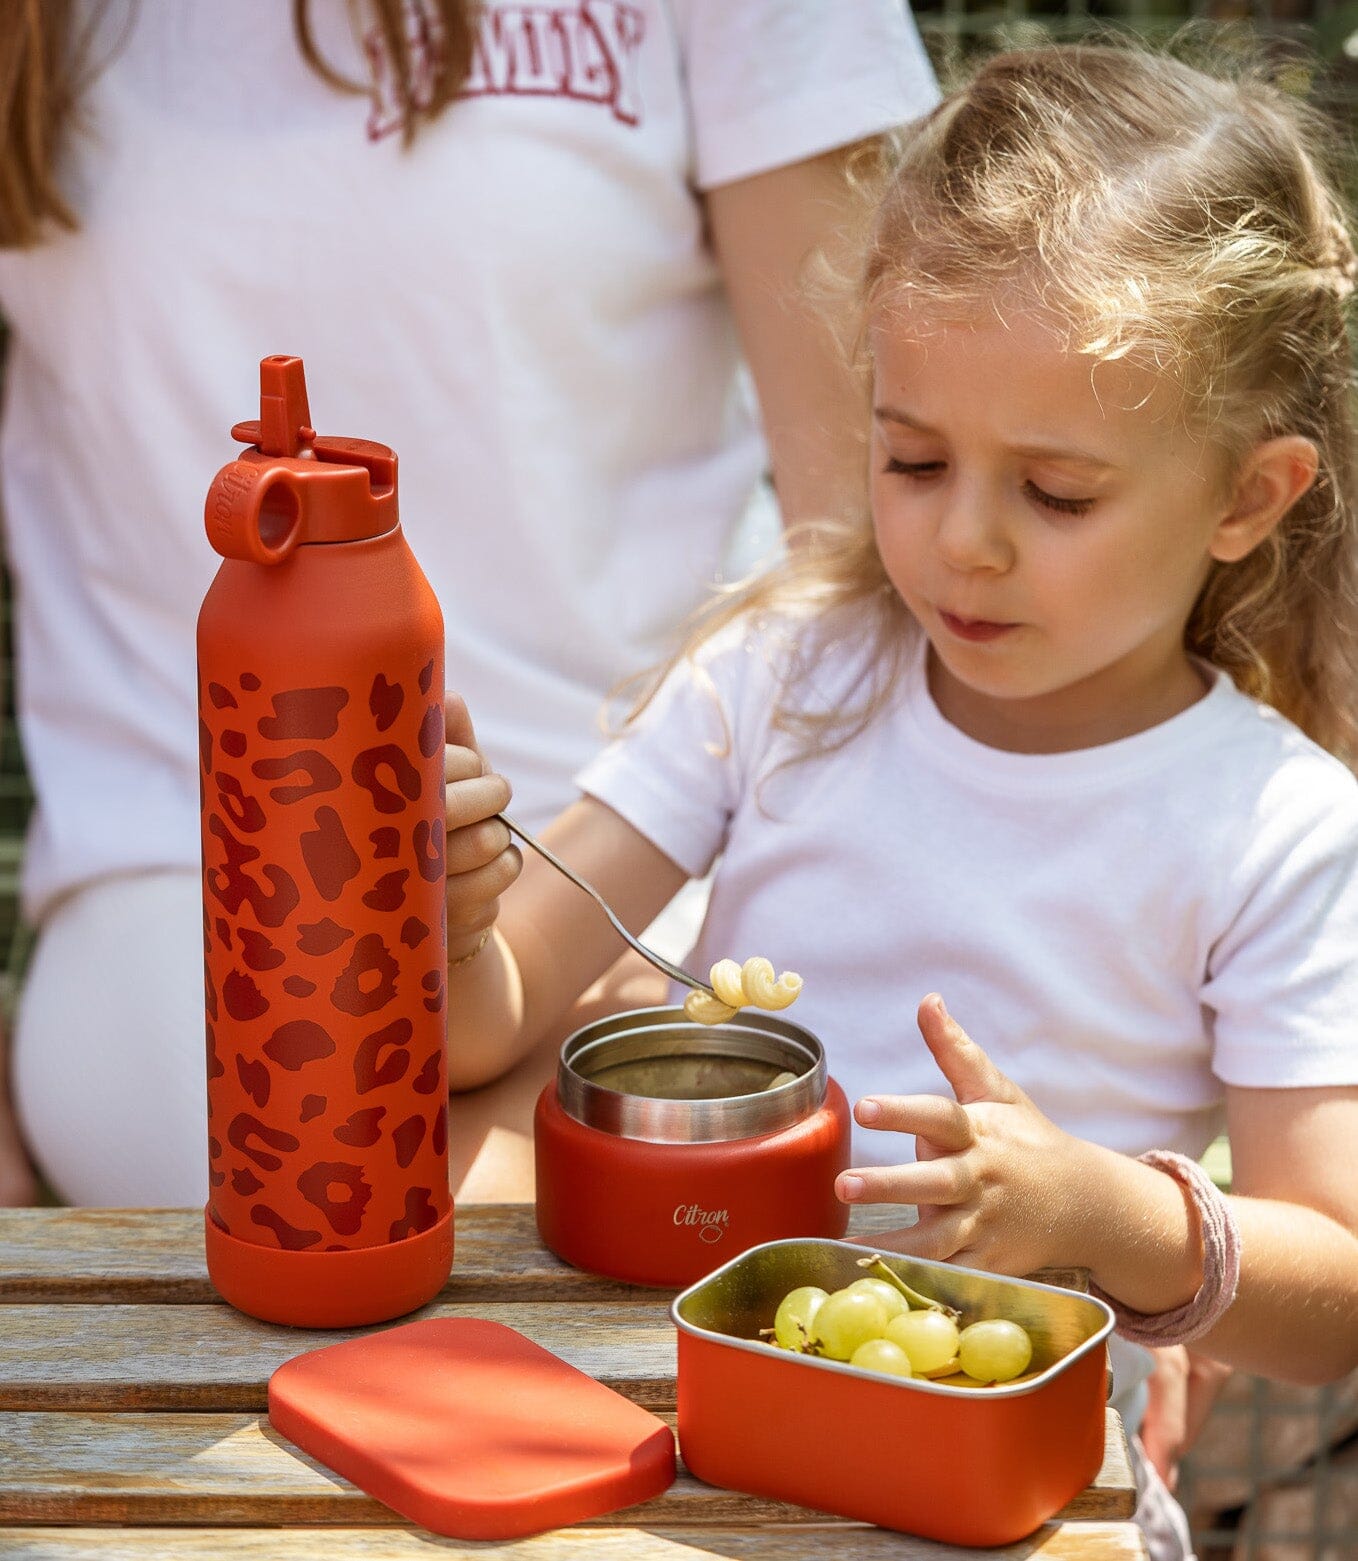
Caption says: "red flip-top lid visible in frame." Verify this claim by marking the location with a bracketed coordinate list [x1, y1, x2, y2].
[205, 354, 398, 565]
[267, 1317, 676, 1540]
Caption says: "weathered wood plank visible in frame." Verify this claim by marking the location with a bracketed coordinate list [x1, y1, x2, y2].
[0, 1206, 1087, 1306]
[0, 1206, 630, 1305]
[0, 1301, 675, 1412]
[0, 1409, 1137, 1525]
[0, 1525, 1148, 1559]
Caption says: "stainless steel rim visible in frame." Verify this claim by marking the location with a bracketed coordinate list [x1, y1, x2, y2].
[556, 1005, 827, 1144]
[671, 1237, 1116, 1399]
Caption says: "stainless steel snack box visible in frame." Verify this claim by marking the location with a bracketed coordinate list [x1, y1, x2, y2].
[672, 1237, 1116, 1545]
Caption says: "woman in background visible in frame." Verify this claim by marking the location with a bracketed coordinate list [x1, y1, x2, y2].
[0, 0, 938, 1205]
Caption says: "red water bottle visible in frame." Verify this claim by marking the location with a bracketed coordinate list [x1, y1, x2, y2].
[198, 355, 452, 1327]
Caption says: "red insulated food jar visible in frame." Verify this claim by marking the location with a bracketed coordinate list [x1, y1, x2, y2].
[534, 1006, 850, 1288]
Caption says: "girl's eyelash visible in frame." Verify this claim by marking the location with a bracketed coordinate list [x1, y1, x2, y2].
[881, 459, 1095, 516]
[883, 458, 941, 476]
[1024, 482, 1095, 516]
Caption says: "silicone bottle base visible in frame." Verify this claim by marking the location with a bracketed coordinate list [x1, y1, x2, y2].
[204, 1206, 454, 1327]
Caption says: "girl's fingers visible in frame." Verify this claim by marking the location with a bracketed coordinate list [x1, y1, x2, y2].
[445, 851, 522, 929]
[445, 816, 518, 878]
[445, 773, 512, 833]
[836, 1155, 972, 1209]
[855, 1091, 974, 1151]
[445, 744, 486, 785]
[853, 1208, 969, 1265]
[443, 691, 482, 762]
[917, 994, 1017, 1106]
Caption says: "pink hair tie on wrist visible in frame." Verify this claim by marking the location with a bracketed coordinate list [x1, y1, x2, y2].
[1090, 1149, 1242, 1347]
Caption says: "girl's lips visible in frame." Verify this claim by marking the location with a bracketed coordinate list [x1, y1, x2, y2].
[938, 610, 1018, 643]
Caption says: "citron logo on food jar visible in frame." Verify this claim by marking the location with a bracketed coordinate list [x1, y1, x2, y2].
[673, 1204, 729, 1243]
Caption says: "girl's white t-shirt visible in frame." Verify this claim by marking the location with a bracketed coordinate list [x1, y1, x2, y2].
[0, 0, 938, 921]
[579, 617, 1358, 1165]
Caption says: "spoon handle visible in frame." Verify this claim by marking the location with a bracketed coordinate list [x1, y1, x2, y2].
[497, 813, 715, 998]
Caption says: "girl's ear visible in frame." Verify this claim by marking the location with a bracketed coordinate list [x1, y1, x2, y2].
[1209, 436, 1319, 563]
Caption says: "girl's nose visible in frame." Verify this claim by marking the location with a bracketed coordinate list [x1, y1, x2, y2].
[935, 488, 1013, 573]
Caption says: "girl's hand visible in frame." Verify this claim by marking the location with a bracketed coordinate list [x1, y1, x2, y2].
[443, 692, 520, 964]
[836, 993, 1093, 1275]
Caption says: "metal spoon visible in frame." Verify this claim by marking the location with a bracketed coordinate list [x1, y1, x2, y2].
[497, 812, 716, 998]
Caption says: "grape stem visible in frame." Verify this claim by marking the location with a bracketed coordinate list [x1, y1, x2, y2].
[759, 1321, 822, 1354]
[856, 1254, 961, 1320]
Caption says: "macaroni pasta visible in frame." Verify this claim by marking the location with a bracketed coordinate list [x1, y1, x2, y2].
[684, 955, 803, 1026]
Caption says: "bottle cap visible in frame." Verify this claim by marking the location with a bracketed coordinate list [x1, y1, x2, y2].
[204, 355, 398, 564]
[268, 1317, 676, 1539]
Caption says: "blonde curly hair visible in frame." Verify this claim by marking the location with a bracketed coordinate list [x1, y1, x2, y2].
[637, 38, 1358, 765]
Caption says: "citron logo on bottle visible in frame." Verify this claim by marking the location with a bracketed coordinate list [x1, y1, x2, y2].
[673, 1204, 729, 1243]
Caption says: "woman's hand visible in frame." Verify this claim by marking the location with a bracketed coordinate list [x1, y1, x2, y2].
[835, 993, 1094, 1276]
[443, 692, 520, 964]
[0, 1124, 38, 1207]
[0, 1018, 39, 1207]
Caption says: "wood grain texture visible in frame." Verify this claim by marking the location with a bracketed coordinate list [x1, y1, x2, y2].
[0, 1526, 1148, 1559]
[0, 1206, 615, 1305]
[0, 1300, 675, 1412]
[0, 1206, 1088, 1306]
[0, 1409, 1136, 1525]
[0, 1207, 1134, 1557]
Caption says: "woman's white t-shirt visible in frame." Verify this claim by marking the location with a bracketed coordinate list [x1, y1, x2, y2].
[0, 0, 939, 921]
[579, 617, 1358, 1165]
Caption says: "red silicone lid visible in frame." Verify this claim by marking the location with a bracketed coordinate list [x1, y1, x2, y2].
[267, 1317, 676, 1539]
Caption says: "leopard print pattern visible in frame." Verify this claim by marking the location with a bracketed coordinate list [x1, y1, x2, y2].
[200, 655, 449, 1252]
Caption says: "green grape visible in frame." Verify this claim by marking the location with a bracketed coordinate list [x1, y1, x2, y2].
[849, 1338, 914, 1378]
[885, 1308, 961, 1375]
[773, 1285, 828, 1351]
[958, 1319, 1033, 1383]
[810, 1287, 890, 1361]
[844, 1277, 908, 1321]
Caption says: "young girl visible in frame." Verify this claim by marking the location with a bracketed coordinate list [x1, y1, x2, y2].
[441, 38, 1358, 1555]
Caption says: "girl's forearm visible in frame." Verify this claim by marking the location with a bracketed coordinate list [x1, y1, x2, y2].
[443, 903, 594, 1091]
[1072, 1141, 1358, 1384]
[1068, 1140, 1206, 1313]
[444, 930, 532, 1092]
[1186, 1199, 1358, 1384]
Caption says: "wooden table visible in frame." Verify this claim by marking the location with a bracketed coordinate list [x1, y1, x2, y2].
[0, 1204, 1146, 1559]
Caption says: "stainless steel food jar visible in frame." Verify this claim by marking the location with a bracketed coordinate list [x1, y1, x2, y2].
[534, 1007, 851, 1287]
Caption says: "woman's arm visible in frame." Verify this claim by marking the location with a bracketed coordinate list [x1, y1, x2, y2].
[0, 635, 37, 1204]
[441, 698, 688, 1092]
[705, 144, 875, 532]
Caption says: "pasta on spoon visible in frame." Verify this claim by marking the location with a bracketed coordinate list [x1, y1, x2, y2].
[684, 956, 803, 1025]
